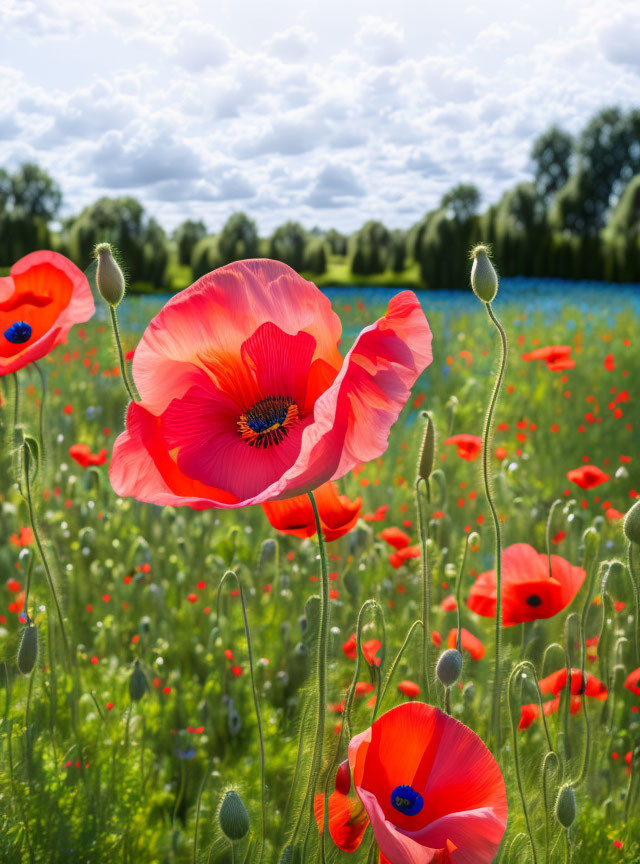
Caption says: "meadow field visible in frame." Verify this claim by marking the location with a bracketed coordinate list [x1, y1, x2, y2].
[0, 265, 639, 864]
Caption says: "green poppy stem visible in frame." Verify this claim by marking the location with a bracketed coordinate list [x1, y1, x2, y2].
[482, 301, 508, 749]
[415, 477, 432, 702]
[109, 305, 137, 403]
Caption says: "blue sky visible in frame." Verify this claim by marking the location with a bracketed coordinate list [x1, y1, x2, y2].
[1, 0, 639, 234]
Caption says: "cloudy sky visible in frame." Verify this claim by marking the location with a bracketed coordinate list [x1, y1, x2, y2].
[1, 0, 639, 235]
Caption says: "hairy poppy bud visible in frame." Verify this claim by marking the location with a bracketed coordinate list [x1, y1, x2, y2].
[470, 245, 498, 303]
[17, 623, 38, 675]
[335, 759, 351, 795]
[555, 784, 577, 828]
[260, 538, 277, 565]
[218, 790, 250, 841]
[436, 648, 462, 687]
[417, 411, 435, 483]
[95, 243, 125, 307]
[624, 500, 640, 545]
[129, 659, 148, 701]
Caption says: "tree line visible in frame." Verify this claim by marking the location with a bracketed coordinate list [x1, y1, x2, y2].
[2, 105, 640, 290]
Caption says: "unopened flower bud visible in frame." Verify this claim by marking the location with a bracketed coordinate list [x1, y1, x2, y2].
[129, 659, 148, 701]
[219, 790, 250, 841]
[95, 243, 125, 307]
[436, 648, 462, 687]
[624, 500, 640, 545]
[417, 411, 435, 483]
[555, 784, 577, 828]
[468, 532, 480, 551]
[470, 245, 498, 303]
[335, 760, 351, 795]
[260, 538, 277, 564]
[17, 623, 38, 675]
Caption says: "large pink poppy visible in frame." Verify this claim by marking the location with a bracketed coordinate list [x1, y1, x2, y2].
[0, 251, 94, 376]
[315, 702, 507, 863]
[110, 260, 432, 509]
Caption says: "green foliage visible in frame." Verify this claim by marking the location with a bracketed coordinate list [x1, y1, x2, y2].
[269, 222, 307, 271]
[174, 219, 207, 267]
[217, 212, 259, 266]
[350, 220, 391, 275]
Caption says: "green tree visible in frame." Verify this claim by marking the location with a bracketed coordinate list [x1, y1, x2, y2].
[303, 239, 327, 275]
[173, 219, 207, 266]
[441, 183, 480, 223]
[350, 220, 390, 275]
[324, 228, 348, 256]
[191, 236, 220, 280]
[604, 173, 640, 281]
[10, 162, 62, 221]
[269, 221, 307, 271]
[531, 126, 573, 203]
[217, 212, 259, 266]
[66, 196, 168, 286]
[387, 229, 407, 273]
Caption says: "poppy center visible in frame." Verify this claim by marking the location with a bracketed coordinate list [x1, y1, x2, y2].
[237, 396, 299, 448]
[4, 321, 32, 344]
[526, 594, 543, 607]
[390, 785, 423, 816]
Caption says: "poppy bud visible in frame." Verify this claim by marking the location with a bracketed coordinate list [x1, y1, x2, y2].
[468, 532, 480, 551]
[555, 784, 577, 828]
[623, 501, 640, 545]
[470, 245, 498, 303]
[218, 790, 250, 841]
[17, 623, 38, 675]
[436, 648, 462, 687]
[95, 243, 125, 307]
[335, 759, 351, 795]
[417, 411, 435, 484]
[129, 659, 148, 701]
[260, 538, 277, 565]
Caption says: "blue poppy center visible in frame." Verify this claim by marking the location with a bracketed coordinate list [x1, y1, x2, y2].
[237, 396, 299, 449]
[391, 785, 424, 816]
[4, 321, 32, 344]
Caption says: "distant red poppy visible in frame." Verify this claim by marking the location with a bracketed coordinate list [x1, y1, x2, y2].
[467, 543, 585, 626]
[539, 668, 607, 700]
[342, 635, 382, 667]
[0, 251, 93, 376]
[69, 444, 108, 468]
[566, 464, 610, 490]
[519, 694, 582, 729]
[10, 526, 34, 547]
[445, 434, 482, 462]
[315, 702, 507, 862]
[363, 505, 389, 522]
[625, 667, 640, 698]
[261, 480, 361, 542]
[398, 680, 420, 698]
[389, 544, 421, 569]
[380, 527, 411, 550]
[522, 345, 574, 371]
[447, 627, 485, 660]
[441, 595, 458, 611]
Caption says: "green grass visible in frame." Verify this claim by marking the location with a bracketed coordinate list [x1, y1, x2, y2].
[0, 288, 638, 863]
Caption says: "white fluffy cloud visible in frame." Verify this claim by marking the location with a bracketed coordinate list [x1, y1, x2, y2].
[0, 0, 638, 234]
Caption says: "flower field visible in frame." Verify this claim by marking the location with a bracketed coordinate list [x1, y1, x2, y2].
[0, 254, 639, 863]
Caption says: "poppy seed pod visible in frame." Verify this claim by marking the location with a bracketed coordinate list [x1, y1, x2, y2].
[470, 245, 498, 303]
[218, 790, 250, 841]
[624, 500, 640, 545]
[129, 660, 148, 701]
[436, 648, 462, 687]
[555, 784, 577, 828]
[17, 623, 38, 675]
[417, 411, 435, 483]
[95, 243, 125, 307]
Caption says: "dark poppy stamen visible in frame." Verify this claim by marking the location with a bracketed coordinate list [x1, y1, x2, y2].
[237, 396, 299, 448]
[390, 784, 423, 816]
[526, 594, 543, 607]
[4, 321, 32, 344]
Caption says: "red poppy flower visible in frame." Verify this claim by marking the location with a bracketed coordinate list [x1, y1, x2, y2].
[467, 543, 585, 626]
[444, 434, 482, 462]
[625, 667, 640, 697]
[519, 694, 582, 730]
[446, 627, 485, 660]
[389, 544, 421, 569]
[364, 505, 390, 523]
[522, 345, 574, 371]
[342, 636, 382, 667]
[261, 480, 361, 542]
[9, 526, 34, 547]
[539, 668, 607, 700]
[398, 680, 420, 698]
[441, 595, 457, 612]
[316, 702, 507, 863]
[109, 261, 431, 509]
[380, 527, 411, 550]
[69, 444, 108, 468]
[0, 251, 93, 376]
[566, 465, 610, 490]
